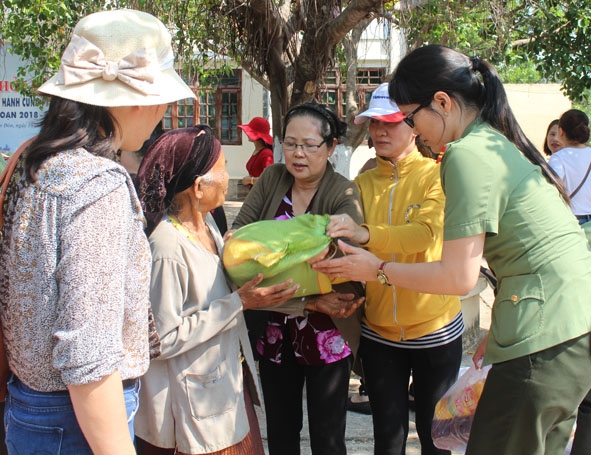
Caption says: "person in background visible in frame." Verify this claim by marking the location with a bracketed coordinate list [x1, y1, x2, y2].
[543, 119, 563, 156]
[232, 102, 364, 455]
[313, 45, 591, 455]
[548, 108, 591, 455]
[239, 117, 274, 187]
[549, 109, 591, 225]
[0, 9, 196, 455]
[134, 126, 299, 455]
[327, 82, 462, 455]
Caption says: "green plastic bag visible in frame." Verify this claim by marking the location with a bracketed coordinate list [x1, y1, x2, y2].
[223, 214, 333, 297]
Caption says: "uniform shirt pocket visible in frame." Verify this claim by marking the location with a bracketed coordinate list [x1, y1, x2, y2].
[492, 274, 544, 347]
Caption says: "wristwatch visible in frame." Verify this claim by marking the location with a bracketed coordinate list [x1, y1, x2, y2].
[377, 261, 391, 286]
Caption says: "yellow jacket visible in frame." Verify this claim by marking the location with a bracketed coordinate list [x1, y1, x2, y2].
[355, 150, 460, 341]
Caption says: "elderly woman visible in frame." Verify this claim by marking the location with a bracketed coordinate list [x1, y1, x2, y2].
[134, 126, 298, 455]
[0, 10, 195, 455]
[231, 103, 364, 455]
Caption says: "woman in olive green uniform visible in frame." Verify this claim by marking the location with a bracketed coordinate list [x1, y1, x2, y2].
[314, 45, 591, 455]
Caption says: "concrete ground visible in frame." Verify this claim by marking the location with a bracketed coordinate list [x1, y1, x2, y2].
[223, 201, 494, 455]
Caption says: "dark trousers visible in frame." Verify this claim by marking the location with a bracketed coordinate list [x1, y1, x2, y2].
[466, 334, 591, 455]
[571, 389, 591, 454]
[259, 339, 353, 455]
[359, 336, 462, 455]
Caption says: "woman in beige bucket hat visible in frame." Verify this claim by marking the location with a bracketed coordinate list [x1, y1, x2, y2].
[0, 9, 194, 455]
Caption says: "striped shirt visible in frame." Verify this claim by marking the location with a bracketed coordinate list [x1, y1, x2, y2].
[361, 312, 464, 349]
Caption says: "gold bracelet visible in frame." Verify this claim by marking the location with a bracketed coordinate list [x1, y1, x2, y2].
[251, 177, 255, 185]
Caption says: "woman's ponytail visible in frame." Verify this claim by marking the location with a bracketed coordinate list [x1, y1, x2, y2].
[476, 59, 569, 201]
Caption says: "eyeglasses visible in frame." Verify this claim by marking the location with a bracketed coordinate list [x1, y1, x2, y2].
[403, 100, 431, 129]
[281, 140, 326, 153]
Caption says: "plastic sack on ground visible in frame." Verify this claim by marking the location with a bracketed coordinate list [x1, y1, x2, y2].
[222, 214, 333, 297]
[432, 364, 492, 452]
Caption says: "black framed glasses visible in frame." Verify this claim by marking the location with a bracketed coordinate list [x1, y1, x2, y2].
[403, 100, 431, 129]
[281, 140, 326, 153]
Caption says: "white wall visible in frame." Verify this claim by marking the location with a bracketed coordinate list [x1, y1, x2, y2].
[504, 83, 571, 152]
[356, 19, 405, 73]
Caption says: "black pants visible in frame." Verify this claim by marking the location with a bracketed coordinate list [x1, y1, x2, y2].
[571, 388, 591, 454]
[359, 336, 462, 455]
[259, 339, 353, 455]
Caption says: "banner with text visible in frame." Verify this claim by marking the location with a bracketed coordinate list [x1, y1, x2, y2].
[1, 46, 44, 156]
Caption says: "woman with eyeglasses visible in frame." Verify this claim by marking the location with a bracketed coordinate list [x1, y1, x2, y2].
[231, 102, 364, 455]
[313, 45, 591, 455]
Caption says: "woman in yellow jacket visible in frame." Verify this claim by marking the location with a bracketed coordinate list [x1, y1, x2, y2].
[327, 83, 462, 455]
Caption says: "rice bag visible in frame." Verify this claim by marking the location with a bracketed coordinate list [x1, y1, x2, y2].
[223, 214, 334, 297]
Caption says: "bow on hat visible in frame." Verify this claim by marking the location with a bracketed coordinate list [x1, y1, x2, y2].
[57, 34, 174, 96]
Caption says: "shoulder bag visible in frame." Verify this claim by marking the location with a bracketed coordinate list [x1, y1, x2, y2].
[569, 159, 591, 199]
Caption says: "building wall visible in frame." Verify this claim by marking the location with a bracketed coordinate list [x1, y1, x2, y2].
[356, 20, 406, 74]
[504, 83, 571, 152]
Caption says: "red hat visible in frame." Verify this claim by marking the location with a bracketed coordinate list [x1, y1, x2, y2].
[238, 117, 273, 145]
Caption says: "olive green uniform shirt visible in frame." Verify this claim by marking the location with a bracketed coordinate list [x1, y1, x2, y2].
[441, 120, 591, 365]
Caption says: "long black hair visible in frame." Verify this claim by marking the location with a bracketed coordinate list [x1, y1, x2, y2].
[24, 96, 118, 182]
[389, 45, 569, 201]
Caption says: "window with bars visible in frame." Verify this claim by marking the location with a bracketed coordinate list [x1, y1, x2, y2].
[317, 67, 387, 120]
[163, 70, 242, 145]
[162, 97, 196, 130]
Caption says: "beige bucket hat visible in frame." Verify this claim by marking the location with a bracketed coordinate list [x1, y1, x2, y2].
[38, 9, 196, 106]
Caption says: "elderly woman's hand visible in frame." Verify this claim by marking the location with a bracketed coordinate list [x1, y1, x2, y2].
[326, 214, 369, 245]
[238, 273, 301, 310]
[306, 292, 364, 318]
